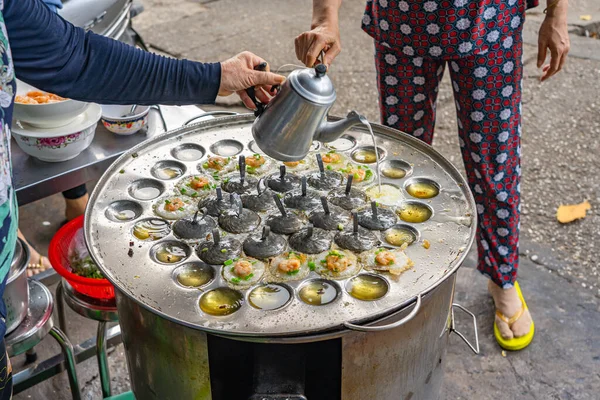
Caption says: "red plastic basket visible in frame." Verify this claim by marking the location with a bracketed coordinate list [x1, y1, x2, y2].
[48, 215, 115, 300]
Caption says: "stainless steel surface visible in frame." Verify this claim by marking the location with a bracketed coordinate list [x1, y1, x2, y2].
[86, 113, 476, 337]
[450, 302, 480, 354]
[12, 105, 204, 205]
[340, 275, 454, 400]
[252, 67, 364, 161]
[288, 66, 335, 104]
[97, 321, 112, 398]
[13, 324, 122, 395]
[4, 237, 30, 335]
[59, 279, 119, 322]
[342, 293, 422, 332]
[5, 280, 52, 356]
[116, 290, 212, 399]
[49, 326, 82, 400]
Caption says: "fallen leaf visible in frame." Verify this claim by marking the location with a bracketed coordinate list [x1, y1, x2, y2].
[556, 201, 591, 223]
[580, 15, 592, 21]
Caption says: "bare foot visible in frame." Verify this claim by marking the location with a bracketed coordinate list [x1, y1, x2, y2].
[65, 193, 89, 221]
[18, 229, 53, 277]
[488, 280, 533, 339]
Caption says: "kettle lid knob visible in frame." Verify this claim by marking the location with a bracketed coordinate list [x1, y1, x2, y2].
[315, 64, 327, 77]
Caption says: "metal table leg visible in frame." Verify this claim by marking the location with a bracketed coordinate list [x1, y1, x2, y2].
[96, 321, 111, 398]
[56, 281, 68, 337]
[49, 326, 81, 400]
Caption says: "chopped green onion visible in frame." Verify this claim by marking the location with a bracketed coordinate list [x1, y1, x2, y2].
[202, 162, 209, 168]
[365, 169, 373, 179]
[221, 249, 227, 253]
[286, 269, 300, 276]
[132, 153, 138, 158]
[178, 207, 185, 211]
[224, 259, 233, 266]
[165, 200, 171, 204]
[388, 260, 395, 265]
[201, 248, 208, 252]
[224, 178, 230, 183]
[247, 166, 256, 173]
[243, 273, 254, 281]
[308, 261, 316, 271]
[326, 165, 333, 170]
[337, 223, 344, 231]
[191, 192, 198, 198]
[253, 154, 261, 160]
[231, 277, 241, 283]
[119, 169, 125, 174]
[180, 188, 187, 194]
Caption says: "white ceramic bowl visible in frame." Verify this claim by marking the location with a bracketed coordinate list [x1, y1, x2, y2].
[101, 105, 150, 135]
[12, 104, 101, 163]
[13, 80, 90, 129]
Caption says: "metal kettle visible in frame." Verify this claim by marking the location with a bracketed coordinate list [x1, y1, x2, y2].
[252, 64, 366, 162]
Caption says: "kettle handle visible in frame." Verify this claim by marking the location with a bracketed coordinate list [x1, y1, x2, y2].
[244, 62, 270, 117]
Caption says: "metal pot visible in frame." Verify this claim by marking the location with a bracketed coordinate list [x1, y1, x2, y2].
[86, 114, 479, 399]
[3, 238, 30, 335]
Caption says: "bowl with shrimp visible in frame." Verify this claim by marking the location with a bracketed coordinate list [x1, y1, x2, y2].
[13, 80, 90, 128]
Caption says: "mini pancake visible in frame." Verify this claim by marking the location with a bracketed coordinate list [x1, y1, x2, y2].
[200, 156, 235, 175]
[239, 153, 274, 177]
[338, 163, 375, 186]
[266, 169, 302, 193]
[153, 196, 197, 220]
[357, 202, 398, 230]
[315, 249, 361, 280]
[268, 252, 310, 283]
[283, 189, 321, 211]
[282, 158, 313, 172]
[288, 225, 333, 254]
[222, 257, 266, 288]
[360, 247, 414, 276]
[175, 175, 216, 199]
[198, 190, 238, 217]
[319, 150, 347, 170]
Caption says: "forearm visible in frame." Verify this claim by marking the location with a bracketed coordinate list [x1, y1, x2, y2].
[312, 0, 342, 28]
[4, 0, 220, 105]
[545, 0, 568, 17]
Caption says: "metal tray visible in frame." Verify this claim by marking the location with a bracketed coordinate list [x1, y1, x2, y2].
[85, 114, 476, 337]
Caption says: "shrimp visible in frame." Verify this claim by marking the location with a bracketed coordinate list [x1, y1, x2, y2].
[284, 161, 300, 168]
[190, 176, 210, 190]
[278, 258, 301, 273]
[322, 152, 341, 164]
[345, 167, 366, 182]
[233, 260, 253, 277]
[165, 198, 185, 212]
[325, 254, 350, 273]
[15, 95, 38, 104]
[206, 156, 227, 171]
[375, 250, 396, 266]
[246, 154, 266, 168]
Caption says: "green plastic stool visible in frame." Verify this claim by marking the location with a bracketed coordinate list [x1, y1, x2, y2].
[104, 391, 135, 400]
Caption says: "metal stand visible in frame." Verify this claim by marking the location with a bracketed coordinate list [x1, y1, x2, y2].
[5, 279, 81, 400]
[56, 280, 118, 398]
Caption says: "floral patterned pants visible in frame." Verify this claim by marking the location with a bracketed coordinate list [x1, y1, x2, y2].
[374, 35, 523, 289]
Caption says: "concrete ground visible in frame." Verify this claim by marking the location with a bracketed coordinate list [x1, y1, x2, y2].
[13, 0, 600, 399]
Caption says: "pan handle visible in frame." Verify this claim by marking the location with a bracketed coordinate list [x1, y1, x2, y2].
[184, 111, 239, 126]
[343, 294, 422, 332]
[450, 303, 480, 354]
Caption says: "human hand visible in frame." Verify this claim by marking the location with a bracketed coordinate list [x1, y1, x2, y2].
[219, 52, 286, 110]
[295, 23, 341, 68]
[537, 1, 570, 81]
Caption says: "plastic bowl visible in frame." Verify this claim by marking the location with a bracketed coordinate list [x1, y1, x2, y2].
[13, 80, 89, 128]
[101, 105, 150, 135]
[49, 215, 115, 300]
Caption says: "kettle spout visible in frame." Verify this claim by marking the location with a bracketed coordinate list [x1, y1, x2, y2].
[314, 111, 368, 143]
